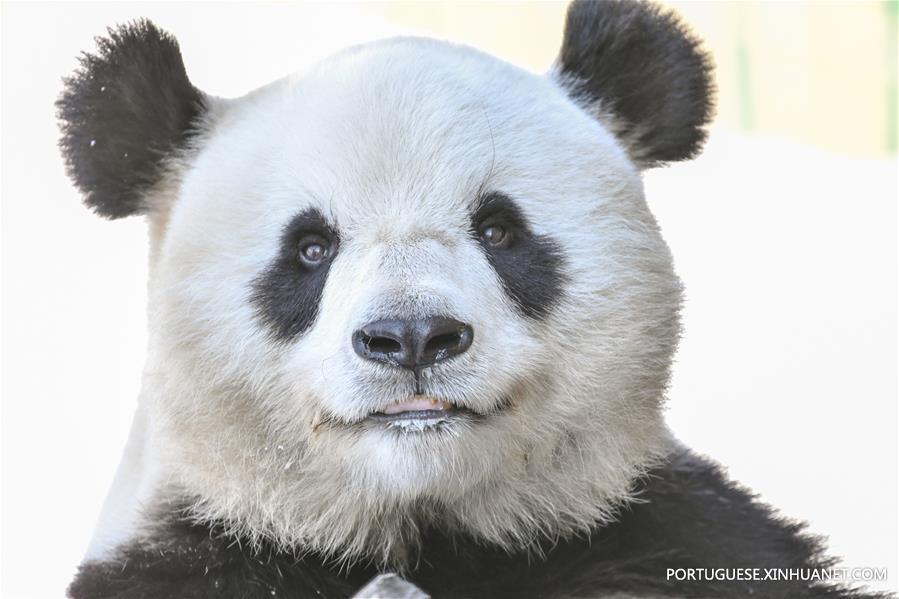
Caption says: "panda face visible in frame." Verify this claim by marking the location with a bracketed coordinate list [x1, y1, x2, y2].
[144, 39, 679, 560]
[59, 2, 711, 566]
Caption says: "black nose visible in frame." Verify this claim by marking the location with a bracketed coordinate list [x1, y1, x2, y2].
[352, 317, 473, 370]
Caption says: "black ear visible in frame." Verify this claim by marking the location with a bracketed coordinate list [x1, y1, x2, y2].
[555, 0, 714, 167]
[57, 19, 206, 219]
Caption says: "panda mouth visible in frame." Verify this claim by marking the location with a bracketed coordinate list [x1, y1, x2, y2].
[368, 396, 472, 424]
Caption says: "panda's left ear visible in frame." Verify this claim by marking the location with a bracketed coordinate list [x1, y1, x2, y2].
[552, 0, 715, 168]
[57, 19, 207, 219]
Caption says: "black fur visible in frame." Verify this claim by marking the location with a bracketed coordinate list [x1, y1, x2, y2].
[557, 0, 715, 165]
[57, 19, 205, 218]
[251, 209, 341, 341]
[472, 193, 566, 319]
[69, 449, 886, 599]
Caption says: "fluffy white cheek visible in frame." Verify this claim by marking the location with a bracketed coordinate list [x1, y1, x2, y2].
[280, 245, 381, 420]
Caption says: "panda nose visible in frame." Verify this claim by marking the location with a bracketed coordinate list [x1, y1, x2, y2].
[352, 317, 473, 370]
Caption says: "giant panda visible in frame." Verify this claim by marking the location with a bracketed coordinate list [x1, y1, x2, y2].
[57, 1, 882, 598]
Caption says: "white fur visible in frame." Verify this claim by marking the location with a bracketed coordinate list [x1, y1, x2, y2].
[88, 37, 682, 568]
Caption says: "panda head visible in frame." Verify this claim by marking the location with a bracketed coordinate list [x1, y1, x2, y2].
[59, 0, 713, 567]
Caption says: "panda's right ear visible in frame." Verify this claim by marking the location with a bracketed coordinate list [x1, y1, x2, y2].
[56, 19, 206, 219]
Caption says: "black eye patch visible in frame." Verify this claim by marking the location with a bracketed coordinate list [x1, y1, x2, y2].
[471, 193, 566, 319]
[251, 209, 340, 341]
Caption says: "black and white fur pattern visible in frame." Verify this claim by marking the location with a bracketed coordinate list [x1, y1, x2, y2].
[57, 2, 884, 597]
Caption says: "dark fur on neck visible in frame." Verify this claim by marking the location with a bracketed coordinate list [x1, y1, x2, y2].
[69, 449, 885, 599]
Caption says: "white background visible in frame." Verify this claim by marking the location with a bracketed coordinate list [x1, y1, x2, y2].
[2, 2, 896, 597]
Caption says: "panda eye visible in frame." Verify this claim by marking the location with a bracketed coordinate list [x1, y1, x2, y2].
[479, 223, 509, 247]
[297, 234, 331, 267]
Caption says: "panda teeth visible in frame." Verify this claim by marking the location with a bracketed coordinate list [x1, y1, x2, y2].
[381, 396, 453, 415]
